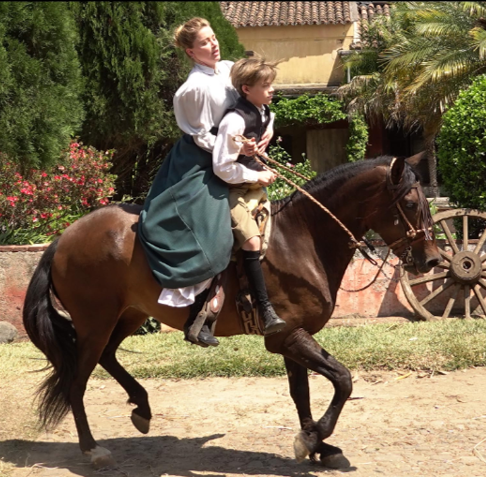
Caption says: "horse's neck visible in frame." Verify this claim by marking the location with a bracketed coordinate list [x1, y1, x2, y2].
[270, 172, 377, 289]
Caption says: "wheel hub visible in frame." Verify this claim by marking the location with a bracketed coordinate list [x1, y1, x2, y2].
[450, 251, 482, 284]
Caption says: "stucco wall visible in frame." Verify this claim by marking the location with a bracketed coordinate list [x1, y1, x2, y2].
[2, 243, 425, 341]
[235, 23, 355, 86]
[0, 245, 48, 339]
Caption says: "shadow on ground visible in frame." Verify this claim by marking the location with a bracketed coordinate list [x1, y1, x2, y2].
[0, 433, 357, 477]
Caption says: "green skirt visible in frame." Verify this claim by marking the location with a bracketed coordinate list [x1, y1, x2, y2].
[138, 135, 233, 288]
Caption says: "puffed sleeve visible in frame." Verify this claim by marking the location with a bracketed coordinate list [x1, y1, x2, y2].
[173, 80, 216, 152]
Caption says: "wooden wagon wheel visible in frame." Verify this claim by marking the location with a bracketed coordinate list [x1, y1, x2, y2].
[400, 208, 486, 321]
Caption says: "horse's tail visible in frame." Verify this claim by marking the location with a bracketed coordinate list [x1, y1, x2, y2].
[23, 238, 77, 429]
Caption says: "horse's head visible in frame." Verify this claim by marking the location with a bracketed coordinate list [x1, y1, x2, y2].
[369, 154, 441, 275]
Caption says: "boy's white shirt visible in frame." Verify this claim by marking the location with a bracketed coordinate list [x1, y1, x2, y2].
[213, 107, 276, 184]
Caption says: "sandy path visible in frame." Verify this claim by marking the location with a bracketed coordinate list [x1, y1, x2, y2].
[2, 368, 486, 477]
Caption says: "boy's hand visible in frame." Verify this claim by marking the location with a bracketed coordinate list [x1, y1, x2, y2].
[257, 129, 273, 154]
[257, 170, 276, 186]
[241, 138, 257, 156]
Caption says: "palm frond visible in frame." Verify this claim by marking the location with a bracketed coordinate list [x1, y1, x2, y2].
[470, 26, 486, 60]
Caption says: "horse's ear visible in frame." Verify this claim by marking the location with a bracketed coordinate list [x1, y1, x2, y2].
[406, 151, 426, 168]
[390, 156, 406, 185]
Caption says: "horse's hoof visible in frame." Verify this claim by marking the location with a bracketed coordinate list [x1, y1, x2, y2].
[131, 411, 150, 434]
[320, 452, 351, 469]
[85, 446, 116, 469]
[293, 431, 311, 463]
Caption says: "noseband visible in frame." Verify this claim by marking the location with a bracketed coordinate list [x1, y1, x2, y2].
[386, 158, 434, 263]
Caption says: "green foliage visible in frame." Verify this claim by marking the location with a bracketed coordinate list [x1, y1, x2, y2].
[0, 2, 84, 169]
[266, 141, 316, 201]
[437, 74, 486, 211]
[270, 93, 346, 128]
[346, 113, 369, 162]
[70, 2, 176, 153]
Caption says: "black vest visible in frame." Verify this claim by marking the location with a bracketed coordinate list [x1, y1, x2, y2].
[224, 96, 271, 172]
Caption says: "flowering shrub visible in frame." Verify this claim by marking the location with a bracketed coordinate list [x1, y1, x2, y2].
[266, 139, 317, 201]
[0, 142, 117, 244]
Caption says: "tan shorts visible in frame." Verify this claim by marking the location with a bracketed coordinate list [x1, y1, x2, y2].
[229, 183, 267, 249]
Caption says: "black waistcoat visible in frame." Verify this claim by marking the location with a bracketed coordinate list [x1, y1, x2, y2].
[224, 96, 271, 172]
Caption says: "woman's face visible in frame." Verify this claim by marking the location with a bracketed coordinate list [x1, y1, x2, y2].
[186, 26, 220, 68]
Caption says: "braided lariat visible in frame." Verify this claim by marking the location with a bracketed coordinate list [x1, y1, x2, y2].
[232, 134, 366, 250]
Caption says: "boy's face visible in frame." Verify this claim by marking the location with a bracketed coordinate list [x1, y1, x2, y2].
[243, 78, 274, 108]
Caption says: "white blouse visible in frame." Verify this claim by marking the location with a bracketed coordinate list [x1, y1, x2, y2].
[173, 61, 240, 152]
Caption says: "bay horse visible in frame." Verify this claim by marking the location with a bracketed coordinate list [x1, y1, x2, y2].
[23, 155, 441, 469]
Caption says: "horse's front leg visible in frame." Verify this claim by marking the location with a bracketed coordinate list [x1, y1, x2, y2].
[278, 328, 352, 468]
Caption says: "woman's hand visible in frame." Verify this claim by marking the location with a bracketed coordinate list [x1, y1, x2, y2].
[257, 128, 273, 155]
[241, 138, 257, 156]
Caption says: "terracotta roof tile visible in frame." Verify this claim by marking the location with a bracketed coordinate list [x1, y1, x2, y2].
[220, 1, 355, 27]
[351, 2, 392, 50]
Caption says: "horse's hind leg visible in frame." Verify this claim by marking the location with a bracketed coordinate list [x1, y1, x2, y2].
[277, 328, 352, 468]
[70, 319, 118, 469]
[99, 308, 152, 434]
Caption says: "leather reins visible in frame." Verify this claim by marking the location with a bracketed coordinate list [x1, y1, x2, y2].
[232, 137, 433, 272]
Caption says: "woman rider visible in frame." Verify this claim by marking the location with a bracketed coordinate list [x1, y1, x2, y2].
[138, 18, 274, 347]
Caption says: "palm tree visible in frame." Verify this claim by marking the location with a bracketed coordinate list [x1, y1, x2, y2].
[339, 1, 486, 196]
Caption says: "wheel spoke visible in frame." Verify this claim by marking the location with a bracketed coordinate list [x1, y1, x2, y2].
[478, 278, 486, 290]
[439, 248, 453, 263]
[473, 284, 486, 317]
[438, 261, 450, 270]
[465, 285, 471, 319]
[474, 226, 486, 255]
[463, 215, 468, 250]
[442, 283, 460, 319]
[439, 219, 460, 254]
[420, 278, 455, 307]
[408, 271, 450, 286]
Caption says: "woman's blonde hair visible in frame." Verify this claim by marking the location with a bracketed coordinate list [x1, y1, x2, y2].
[230, 56, 279, 98]
[173, 17, 211, 51]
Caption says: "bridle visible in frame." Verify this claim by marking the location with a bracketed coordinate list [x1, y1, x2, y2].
[385, 157, 434, 265]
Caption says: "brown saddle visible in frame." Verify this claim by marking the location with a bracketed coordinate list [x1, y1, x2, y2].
[185, 201, 271, 340]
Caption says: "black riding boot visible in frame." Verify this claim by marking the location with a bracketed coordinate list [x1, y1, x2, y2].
[183, 288, 219, 347]
[243, 250, 286, 336]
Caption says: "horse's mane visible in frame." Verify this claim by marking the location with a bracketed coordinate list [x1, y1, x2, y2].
[272, 155, 421, 213]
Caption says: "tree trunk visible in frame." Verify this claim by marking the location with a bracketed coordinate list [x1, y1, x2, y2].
[424, 132, 439, 197]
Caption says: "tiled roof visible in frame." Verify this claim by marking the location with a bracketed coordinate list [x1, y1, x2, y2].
[220, 2, 357, 27]
[352, 2, 391, 49]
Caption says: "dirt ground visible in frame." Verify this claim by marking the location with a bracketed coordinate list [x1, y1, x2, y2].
[2, 368, 486, 477]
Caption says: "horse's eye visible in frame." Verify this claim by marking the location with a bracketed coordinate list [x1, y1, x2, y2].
[406, 202, 416, 209]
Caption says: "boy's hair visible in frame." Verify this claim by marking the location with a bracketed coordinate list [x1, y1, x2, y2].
[230, 57, 279, 97]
